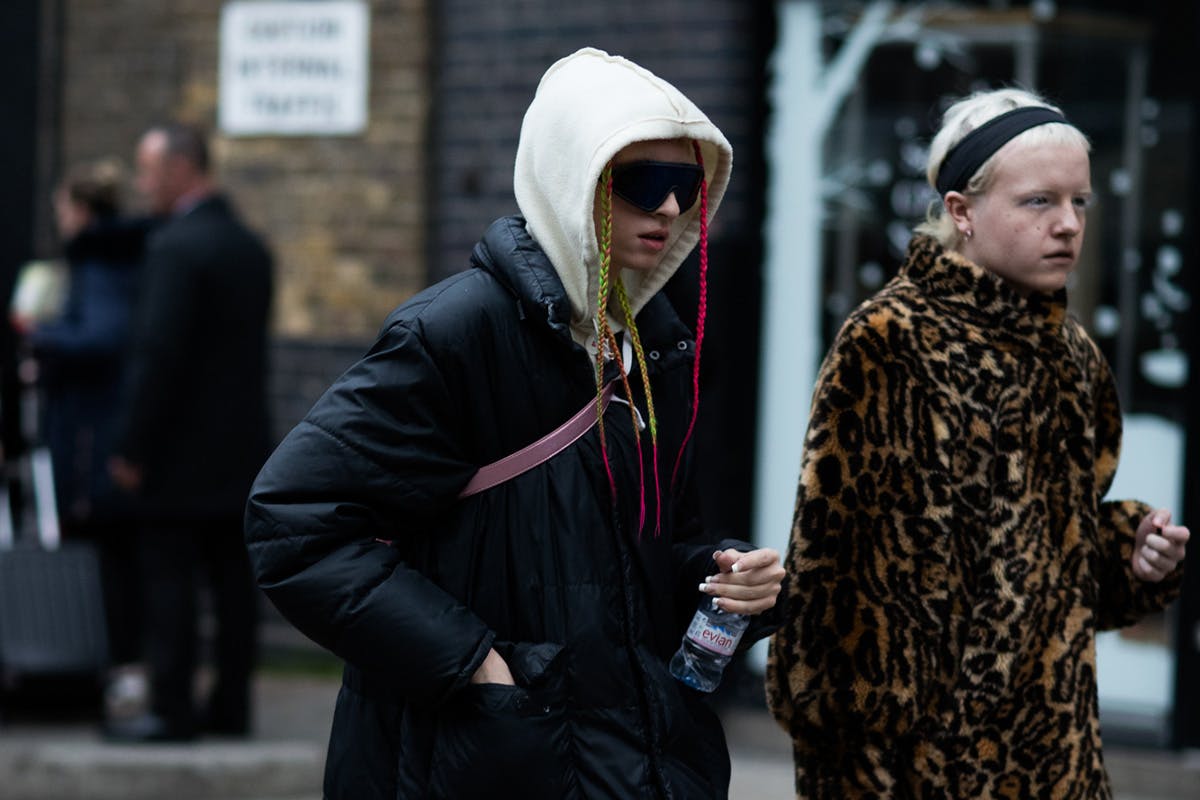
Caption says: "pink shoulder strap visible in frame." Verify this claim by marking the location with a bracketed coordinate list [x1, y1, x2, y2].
[458, 382, 617, 498]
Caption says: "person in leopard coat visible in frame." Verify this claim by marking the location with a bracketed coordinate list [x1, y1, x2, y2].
[766, 88, 1189, 799]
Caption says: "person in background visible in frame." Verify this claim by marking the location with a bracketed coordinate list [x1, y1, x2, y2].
[105, 122, 274, 742]
[11, 159, 150, 718]
[766, 88, 1190, 799]
[244, 48, 784, 799]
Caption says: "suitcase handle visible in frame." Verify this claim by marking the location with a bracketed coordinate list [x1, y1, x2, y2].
[29, 447, 61, 550]
[0, 446, 62, 551]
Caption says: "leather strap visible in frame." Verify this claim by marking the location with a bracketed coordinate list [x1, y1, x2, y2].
[459, 382, 617, 498]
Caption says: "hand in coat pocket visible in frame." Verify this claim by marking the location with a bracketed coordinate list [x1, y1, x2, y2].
[428, 642, 570, 799]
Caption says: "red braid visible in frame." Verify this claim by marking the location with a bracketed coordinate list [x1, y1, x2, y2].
[671, 140, 709, 488]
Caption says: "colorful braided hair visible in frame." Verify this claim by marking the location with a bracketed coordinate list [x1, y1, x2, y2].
[594, 164, 649, 531]
[594, 140, 710, 537]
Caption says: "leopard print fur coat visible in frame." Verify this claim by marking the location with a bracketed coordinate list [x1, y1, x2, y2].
[766, 234, 1184, 799]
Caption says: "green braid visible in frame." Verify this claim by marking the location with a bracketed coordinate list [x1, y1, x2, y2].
[615, 278, 661, 534]
[596, 165, 614, 453]
[614, 280, 657, 448]
[597, 170, 642, 450]
[595, 164, 649, 525]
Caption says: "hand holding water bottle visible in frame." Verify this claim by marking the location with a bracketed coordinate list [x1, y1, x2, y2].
[670, 548, 784, 692]
[699, 548, 785, 614]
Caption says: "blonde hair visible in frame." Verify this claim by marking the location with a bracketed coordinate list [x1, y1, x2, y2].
[916, 88, 1091, 249]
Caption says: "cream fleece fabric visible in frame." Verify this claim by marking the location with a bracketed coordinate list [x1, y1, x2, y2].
[514, 47, 733, 343]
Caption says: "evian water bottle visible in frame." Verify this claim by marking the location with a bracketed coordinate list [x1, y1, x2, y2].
[669, 596, 749, 692]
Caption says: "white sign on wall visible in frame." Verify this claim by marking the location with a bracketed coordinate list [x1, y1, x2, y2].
[219, 0, 369, 136]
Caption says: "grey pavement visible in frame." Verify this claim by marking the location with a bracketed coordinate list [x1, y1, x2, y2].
[2, 669, 1198, 799]
[723, 707, 1200, 799]
[0, 672, 331, 800]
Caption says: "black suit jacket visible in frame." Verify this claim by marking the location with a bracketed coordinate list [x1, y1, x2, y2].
[118, 194, 273, 520]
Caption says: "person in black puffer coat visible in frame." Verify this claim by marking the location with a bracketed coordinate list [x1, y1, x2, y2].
[245, 47, 785, 799]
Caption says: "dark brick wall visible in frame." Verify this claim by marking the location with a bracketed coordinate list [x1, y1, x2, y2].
[266, 337, 369, 446]
[428, 1, 769, 280]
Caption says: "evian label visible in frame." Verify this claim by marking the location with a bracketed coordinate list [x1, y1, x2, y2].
[685, 614, 740, 656]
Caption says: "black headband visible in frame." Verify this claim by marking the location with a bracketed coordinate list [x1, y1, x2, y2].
[935, 106, 1069, 196]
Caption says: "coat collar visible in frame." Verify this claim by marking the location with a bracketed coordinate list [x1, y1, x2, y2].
[176, 192, 231, 219]
[900, 234, 1067, 340]
[64, 215, 155, 265]
[470, 215, 574, 341]
[470, 215, 692, 367]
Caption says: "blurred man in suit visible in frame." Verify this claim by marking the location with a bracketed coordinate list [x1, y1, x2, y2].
[107, 122, 273, 741]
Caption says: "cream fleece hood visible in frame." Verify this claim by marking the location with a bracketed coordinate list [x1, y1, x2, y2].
[514, 48, 733, 340]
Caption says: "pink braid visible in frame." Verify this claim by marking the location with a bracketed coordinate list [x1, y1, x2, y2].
[671, 141, 709, 489]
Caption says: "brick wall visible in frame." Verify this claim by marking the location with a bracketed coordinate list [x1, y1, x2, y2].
[57, 0, 431, 342]
[267, 338, 366, 444]
[428, 1, 768, 280]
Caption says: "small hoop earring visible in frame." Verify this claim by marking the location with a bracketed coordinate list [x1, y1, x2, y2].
[964, 229, 973, 239]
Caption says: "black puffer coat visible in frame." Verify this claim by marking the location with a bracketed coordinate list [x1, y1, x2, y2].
[246, 217, 765, 799]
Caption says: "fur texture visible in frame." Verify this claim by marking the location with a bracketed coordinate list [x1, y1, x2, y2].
[766, 234, 1183, 799]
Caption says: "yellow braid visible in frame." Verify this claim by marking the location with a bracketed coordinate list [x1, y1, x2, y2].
[614, 280, 657, 447]
[616, 278, 661, 533]
[595, 164, 649, 525]
[597, 171, 641, 457]
[596, 165, 615, 451]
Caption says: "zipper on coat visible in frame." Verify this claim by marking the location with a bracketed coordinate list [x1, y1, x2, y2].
[604, 501, 672, 799]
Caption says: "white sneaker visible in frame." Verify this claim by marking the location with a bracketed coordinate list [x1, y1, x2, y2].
[104, 664, 149, 720]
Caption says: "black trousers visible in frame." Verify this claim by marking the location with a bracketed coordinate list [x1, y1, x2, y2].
[63, 515, 143, 666]
[139, 516, 258, 732]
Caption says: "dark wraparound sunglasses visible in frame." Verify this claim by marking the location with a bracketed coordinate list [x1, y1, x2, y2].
[611, 160, 705, 213]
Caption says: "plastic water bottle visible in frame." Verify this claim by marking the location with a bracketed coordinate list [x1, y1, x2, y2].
[669, 596, 749, 692]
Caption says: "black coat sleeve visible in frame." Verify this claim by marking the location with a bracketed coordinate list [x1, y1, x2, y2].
[115, 238, 195, 463]
[245, 320, 491, 706]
